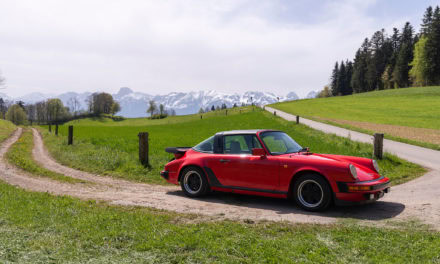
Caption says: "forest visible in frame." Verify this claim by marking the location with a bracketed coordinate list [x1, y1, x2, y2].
[320, 6, 440, 97]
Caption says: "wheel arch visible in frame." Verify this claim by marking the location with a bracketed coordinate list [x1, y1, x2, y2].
[177, 164, 204, 182]
[287, 169, 334, 199]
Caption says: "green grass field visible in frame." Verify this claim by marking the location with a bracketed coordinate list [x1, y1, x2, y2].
[0, 119, 16, 143]
[1, 180, 439, 263]
[272, 86, 440, 129]
[6, 129, 86, 184]
[41, 108, 424, 185]
[271, 86, 440, 149]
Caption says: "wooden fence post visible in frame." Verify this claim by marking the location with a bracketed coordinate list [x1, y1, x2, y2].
[200, 115, 202, 119]
[55, 124, 59, 136]
[138, 132, 149, 166]
[274, 111, 276, 116]
[68, 126, 73, 145]
[225, 110, 228, 115]
[296, 116, 299, 124]
[49, 124, 52, 132]
[373, 133, 384, 159]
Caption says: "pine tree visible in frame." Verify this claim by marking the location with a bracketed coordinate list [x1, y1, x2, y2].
[351, 38, 370, 93]
[424, 6, 440, 85]
[393, 22, 414, 88]
[330, 62, 339, 96]
[336, 61, 346, 96]
[344, 60, 354, 95]
[421, 6, 434, 35]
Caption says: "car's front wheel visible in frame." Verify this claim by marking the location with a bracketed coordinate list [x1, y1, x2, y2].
[293, 174, 332, 211]
[180, 167, 210, 197]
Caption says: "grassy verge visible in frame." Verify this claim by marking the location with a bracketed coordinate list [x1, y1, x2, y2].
[310, 117, 440, 151]
[1, 181, 440, 263]
[5, 129, 86, 184]
[41, 109, 424, 185]
[0, 119, 16, 143]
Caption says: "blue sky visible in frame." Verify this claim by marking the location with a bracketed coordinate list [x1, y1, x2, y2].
[0, 0, 437, 98]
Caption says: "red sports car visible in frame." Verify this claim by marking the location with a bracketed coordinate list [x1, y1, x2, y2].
[160, 129, 390, 211]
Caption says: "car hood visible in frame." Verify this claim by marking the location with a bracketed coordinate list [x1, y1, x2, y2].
[280, 152, 381, 182]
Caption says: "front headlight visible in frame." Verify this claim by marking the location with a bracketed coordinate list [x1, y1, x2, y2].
[349, 164, 358, 180]
[372, 160, 380, 173]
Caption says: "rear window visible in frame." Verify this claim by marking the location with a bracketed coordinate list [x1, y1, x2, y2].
[193, 136, 214, 153]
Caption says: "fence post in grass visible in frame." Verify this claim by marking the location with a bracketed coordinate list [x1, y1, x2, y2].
[55, 124, 59, 136]
[68, 126, 73, 145]
[49, 124, 52, 132]
[138, 132, 149, 167]
[274, 111, 276, 116]
[200, 115, 202, 119]
[373, 133, 384, 159]
[296, 116, 299, 124]
[225, 110, 228, 115]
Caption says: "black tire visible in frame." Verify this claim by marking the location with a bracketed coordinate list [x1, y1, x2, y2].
[180, 167, 210, 197]
[293, 174, 332, 212]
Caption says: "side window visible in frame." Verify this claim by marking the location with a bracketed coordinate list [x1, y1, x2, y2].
[193, 136, 214, 153]
[224, 135, 261, 154]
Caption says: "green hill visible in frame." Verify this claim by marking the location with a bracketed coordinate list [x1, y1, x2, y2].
[271, 86, 440, 149]
[41, 108, 422, 185]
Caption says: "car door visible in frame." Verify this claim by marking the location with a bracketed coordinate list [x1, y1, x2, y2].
[211, 134, 279, 191]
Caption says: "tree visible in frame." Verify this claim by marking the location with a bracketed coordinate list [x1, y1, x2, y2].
[233, 103, 237, 108]
[159, 104, 165, 116]
[215, 105, 220, 111]
[211, 105, 215, 111]
[330, 62, 339, 95]
[170, 109, 176, 116]
[6, 104, 27, 125]
[351, 39, 370, 93]
[198, 107, 205, 114]
[424, 6, 440, 85]
[393, 22, 414, 88]
[67, 97, 80, 116]
[47, 98, 68, 123]
[0, 98, 6, 119]
[147, 100, 157, 118]
[111, 102, 121, 116]
[421, 6, 434, 35]
[344, 60, 354, 95]
[317, 86, 331, 98]
[410, 36, 429, 86]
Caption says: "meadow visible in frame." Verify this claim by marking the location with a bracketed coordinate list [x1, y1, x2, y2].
[0, 119, 15, 142]
[42, 108, 424, 185]
[1, 180, 440, 263]
[271, 86, 440, 149]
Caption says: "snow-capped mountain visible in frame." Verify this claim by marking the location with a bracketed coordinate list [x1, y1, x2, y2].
[305, 91, 318, 99]
[0, 88, 301, 117]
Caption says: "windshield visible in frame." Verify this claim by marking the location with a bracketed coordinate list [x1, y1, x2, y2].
[260, 131, 302, 155]
[193, 136, 214, 153]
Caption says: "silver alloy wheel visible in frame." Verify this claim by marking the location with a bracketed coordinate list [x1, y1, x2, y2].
[297, 179, 324, 208]
[183, 170, 203, 194]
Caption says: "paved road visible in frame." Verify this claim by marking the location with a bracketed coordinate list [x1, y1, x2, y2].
[265, 106, 440, 170]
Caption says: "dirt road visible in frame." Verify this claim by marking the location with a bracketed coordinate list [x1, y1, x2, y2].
[0, 126, 439, 228]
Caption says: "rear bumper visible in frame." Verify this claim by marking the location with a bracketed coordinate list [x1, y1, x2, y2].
[335, 177, 390, 205]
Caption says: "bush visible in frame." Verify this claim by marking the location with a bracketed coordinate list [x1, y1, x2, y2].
[6, 104, 27, 125]
[150, 114, 168, 119]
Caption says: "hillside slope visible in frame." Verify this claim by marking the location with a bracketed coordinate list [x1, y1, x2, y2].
[270, 86, 440, 149]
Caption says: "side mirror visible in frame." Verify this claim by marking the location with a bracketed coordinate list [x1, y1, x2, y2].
[252, 148, 266, 156]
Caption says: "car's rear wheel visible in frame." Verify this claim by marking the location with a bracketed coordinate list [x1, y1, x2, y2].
[293, 174, 332, 211]
[180, 167, 210, 197]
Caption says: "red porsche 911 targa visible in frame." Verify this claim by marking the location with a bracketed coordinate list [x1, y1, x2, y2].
[160, 130, 390, 211]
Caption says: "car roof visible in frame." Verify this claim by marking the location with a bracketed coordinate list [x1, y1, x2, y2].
[215, 129, 279, 136]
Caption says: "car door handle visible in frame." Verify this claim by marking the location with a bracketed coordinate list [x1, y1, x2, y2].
[219, 159, 230, 163]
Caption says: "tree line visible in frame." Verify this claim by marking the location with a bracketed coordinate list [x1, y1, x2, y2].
[321, 5, 440, 97]
[0, 92, 122, 125]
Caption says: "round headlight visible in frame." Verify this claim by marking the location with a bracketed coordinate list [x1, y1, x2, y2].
[349, 164, 358, 180]
[372, 160, 380, 173]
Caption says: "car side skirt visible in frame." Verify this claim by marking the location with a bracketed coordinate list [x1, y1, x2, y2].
[203, 166, 288, 197]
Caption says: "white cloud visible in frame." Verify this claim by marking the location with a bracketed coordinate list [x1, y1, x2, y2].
[0, 0, 426, 97]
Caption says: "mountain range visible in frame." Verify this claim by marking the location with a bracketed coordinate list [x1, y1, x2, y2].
[0, 88, 317, 117]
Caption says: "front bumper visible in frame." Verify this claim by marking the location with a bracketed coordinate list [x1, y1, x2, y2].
[335, 176, 390, 205]
[160, 170, 169, 180]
